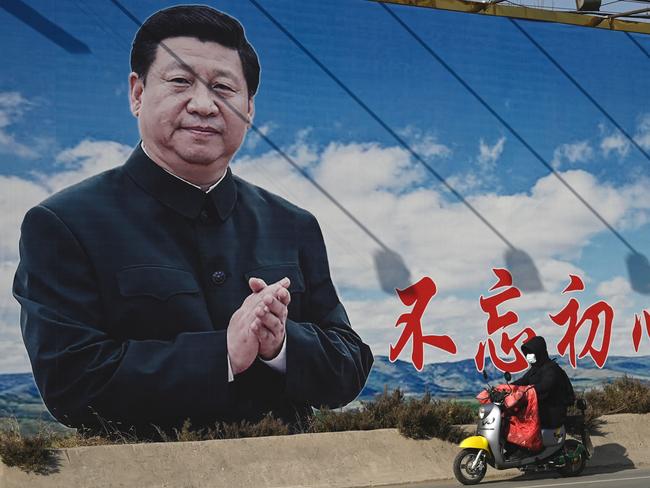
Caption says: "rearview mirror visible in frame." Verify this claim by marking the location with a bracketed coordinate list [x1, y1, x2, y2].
[504, 372, 512, 383]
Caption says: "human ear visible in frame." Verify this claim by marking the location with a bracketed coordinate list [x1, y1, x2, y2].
[128, 72, 144, 117]
[246, 97, 255, 127]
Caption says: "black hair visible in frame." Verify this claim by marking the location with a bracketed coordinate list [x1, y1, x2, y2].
[130, 4, 260, 97]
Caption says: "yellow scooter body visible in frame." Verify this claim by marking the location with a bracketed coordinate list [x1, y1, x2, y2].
[459, 435, 492, 455]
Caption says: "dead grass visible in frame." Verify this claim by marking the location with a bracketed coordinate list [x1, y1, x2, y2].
[584, 375, 650, 415]
[565, 376, 650, 435]
[0, 418, 58, 474]
[312, 388, 473, 443]
[3, 379, 648, 474]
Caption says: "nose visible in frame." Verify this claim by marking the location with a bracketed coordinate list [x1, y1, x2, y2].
[186, 82, 219, 117]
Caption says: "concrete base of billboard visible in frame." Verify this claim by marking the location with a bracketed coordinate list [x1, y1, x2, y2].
[1, 413, 648, 488]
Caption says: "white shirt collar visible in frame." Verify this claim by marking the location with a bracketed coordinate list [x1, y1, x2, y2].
[140, 142, 226, 193]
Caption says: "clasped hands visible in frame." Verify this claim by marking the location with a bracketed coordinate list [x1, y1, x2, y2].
[227, 276, 291, 375]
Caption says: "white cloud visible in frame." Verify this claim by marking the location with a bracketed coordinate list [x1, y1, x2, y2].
[1, 133, 649, 372]
[551, 140, 593, 169]
[0, 177, 49, 262]
[0, 338, 30, 374]
[350, 270, 649, 364]
[285, 127, 320, 169]
[617, 174, 650, 231]
[635, 113, 650, 150]
[0, 139, 130, 373]
[398, 126, 451, 159]
[0, 92, 30, 128]
[446, 171, 484, 194]
[0, 258, 30, 373]
[234, 137, 648, 298]
[0, 138, 129, 263]
[0, 91, 39, 159]
[346, 275, 648, 364]
[600, 131, 630, 159]
[346, 293, 486, 364]
[244, 122, 277, 151]
[478, 136, 506, 168]
[47, 139, 130, 193]
[444, 137, 506, 196]
[233, 140, 649, 360]
[596, 276, 634, 315]
[315, 142, 425, 195]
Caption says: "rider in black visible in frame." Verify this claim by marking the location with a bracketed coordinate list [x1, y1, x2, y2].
[512, 336, 575, 429]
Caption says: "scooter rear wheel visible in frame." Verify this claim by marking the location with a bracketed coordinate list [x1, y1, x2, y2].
[557, 439, 586, 477]
[453, 448, 487, 485]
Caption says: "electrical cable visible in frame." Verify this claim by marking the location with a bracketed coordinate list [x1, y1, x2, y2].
[83, 0, 376, 269]
[510, 19, 650, 171]
[73, 0, 131, 52]
[625, 31, 650, 58]
[246, 0, 519, 251]
[107, 0, 399, 257]
[380, 3, 639, 255]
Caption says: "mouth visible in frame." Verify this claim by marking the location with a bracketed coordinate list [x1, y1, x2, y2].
[182, 126, 221, 135]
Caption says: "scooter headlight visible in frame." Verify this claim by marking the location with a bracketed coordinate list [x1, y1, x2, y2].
[477, 403, 493, 421]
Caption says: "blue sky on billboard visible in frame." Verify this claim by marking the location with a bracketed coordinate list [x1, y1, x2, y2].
[0, 0, 649, 373]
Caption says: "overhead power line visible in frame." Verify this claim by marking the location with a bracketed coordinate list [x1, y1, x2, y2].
[380, 3, 639, 256]
[107, 0, 413, 292]
[247, 0, 519, 252]
[625, 32, 650, 58]
[510, 19, 650, 168]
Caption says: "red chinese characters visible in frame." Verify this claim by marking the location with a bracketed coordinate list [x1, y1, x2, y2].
[632, 310, 650, 353]
[549, 275, 613, 368]
[390, 271, 634, 373]
[389, 277, 457, 371]
[474, 268, 535, 374]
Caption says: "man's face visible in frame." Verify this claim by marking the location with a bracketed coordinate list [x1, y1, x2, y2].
[129, 36, 254, 177]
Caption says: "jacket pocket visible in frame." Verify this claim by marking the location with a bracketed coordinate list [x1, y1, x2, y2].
[244, 263, 305, 293]
[117, 265, 200, 301]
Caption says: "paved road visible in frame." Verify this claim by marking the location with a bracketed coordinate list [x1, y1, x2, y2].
[376, 466, 650, 488]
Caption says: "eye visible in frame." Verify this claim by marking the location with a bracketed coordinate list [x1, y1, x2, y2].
[170, 77, 190, 85]
[212, 83, 234, 93]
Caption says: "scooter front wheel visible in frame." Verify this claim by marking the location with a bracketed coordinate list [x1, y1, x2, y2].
[453, 448, 487, 485]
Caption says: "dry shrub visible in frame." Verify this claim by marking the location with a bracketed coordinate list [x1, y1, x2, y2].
[0, 418, 57, 474]
[585, 376, 650, 415]
[215, 414, 291, 439]
[433, 398, 475, 425]
[565, 376, 650, 436]
[361, 388, 407, 428]
[153, 419, 206, 443]
[311, 388, 405, 433]
[310, 408, 371, 433]
[396, 393, 466, 443]
[312, 389, 470, 443]
[151, 415, 292, 442]
[10, 380, 645, 474]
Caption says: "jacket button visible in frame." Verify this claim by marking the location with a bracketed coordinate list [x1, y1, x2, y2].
[211, 270, 227, 285]
[199, 210, 210, 223]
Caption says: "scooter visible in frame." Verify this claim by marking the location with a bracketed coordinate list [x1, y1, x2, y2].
[453, 372, 593, 485]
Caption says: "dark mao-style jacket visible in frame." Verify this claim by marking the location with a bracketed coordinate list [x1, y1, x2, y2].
[512, 336, 573, 428]
[13, 144, 374, 436]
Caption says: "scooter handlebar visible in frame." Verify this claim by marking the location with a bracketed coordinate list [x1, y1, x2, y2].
[488, 386, 509, 404]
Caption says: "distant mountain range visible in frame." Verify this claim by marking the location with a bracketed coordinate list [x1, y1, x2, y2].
[2, 354, 649, 427]
[360, 354, 650, 400]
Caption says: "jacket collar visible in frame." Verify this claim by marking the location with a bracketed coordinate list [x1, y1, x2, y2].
[124, 143, 237, 221]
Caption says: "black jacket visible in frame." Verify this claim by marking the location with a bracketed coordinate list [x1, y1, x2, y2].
[13, 143, 374, 437]
[512, 336, 572, 428]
